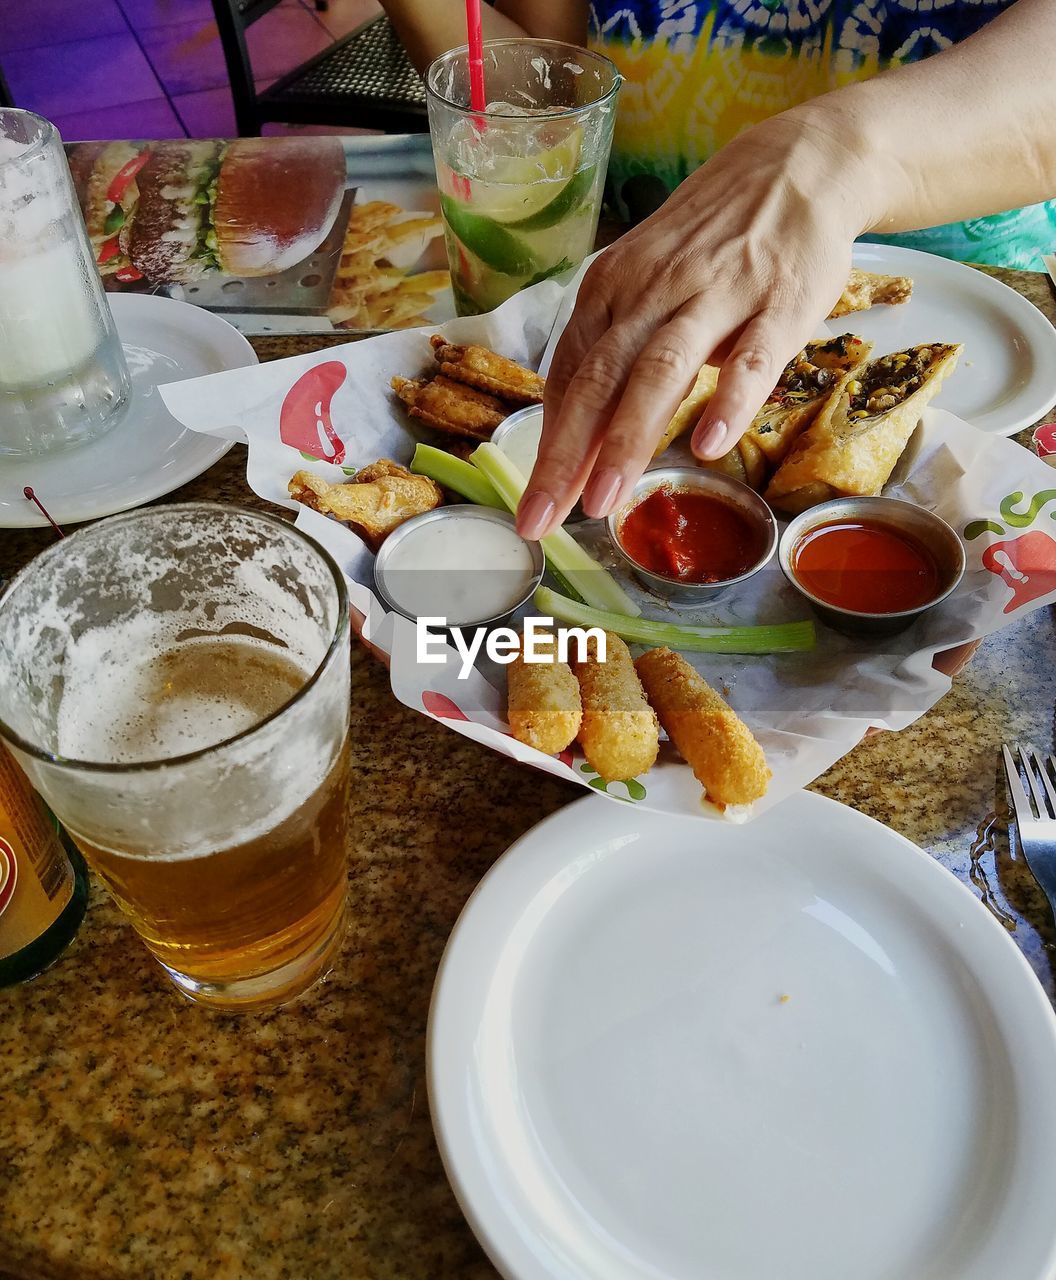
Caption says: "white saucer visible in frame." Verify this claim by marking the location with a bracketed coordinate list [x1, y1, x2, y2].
[0, 293, 257, 528]
[429, 792, 1056, 1280]
[849, 243, 1056, 436]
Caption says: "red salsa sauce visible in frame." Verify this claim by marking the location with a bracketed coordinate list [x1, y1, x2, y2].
[792, 518, 942, 614]
[618, 486, 767, 583]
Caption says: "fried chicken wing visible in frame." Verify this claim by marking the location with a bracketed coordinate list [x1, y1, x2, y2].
[288, 460, 442, 548]
[429, 335, 545, 405]
[391, 373, 508, 440]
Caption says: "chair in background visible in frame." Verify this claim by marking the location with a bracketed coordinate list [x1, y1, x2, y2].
[211, 0, 428, 136]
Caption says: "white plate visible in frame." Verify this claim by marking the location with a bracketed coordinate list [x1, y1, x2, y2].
[848, 243, 1056, 436]
[429, 792, 1056, 1280]
[0, 294, 256, 528]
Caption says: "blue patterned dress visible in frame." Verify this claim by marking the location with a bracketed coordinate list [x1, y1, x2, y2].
[588, 0, 1055, 267]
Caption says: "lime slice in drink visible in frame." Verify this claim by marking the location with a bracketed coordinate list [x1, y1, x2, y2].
[449, 125, 584, 224]
[506, 163, 597, 232]
[440, 196, 540, 276]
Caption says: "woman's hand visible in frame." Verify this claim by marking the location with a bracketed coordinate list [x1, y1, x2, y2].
[516, 106, 888, 539]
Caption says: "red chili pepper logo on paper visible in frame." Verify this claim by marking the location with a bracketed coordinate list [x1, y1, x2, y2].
[279, 361, 347, 464]
[1033, 422, 1056, 458]
[422, 691, 469, 721]
[981, 532, 1056, 613]
[965, 489, 1056, 613]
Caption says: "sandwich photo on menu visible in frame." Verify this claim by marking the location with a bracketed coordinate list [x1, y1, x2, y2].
[70, 136, 347, 285]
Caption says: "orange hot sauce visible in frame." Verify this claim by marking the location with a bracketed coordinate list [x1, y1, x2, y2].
[792, 518, 942, 614]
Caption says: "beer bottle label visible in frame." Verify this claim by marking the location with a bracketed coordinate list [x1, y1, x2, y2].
[0, 749, 74, 959]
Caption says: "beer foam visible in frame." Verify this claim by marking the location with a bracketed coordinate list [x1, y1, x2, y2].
[0, 506, 347, 861]
[56, 629, 308, 765]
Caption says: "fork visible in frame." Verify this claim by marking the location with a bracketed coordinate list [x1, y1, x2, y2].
[1002, 743, 1056, 919]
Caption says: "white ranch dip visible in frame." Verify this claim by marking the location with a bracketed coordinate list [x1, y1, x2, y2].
[379, 511, 538, 625]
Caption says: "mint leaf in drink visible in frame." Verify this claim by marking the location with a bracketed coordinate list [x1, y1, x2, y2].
[521, 258, 575, 289]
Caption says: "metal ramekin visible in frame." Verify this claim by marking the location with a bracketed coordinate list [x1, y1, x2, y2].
[372, 506, 544, 629]
[606, 467, 778, 605]
[492, 404, 589, 526]
[490, 404, 542, 459]
[778, 496, 966, 637]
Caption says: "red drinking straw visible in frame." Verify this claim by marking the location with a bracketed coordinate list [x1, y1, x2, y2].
[465, 0, 486, 113]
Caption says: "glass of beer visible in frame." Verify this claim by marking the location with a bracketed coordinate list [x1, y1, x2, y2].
[0, 504, 352, 1011]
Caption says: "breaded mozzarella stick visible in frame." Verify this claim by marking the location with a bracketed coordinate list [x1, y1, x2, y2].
[635, 648, 770, 807]
[507, 633, 582, 755]
[574, 632, 659, 782]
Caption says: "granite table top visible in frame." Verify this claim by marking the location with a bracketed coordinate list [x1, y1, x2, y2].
[2, 266, 1055, 1280]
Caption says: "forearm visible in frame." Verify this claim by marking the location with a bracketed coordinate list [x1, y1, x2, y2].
[379, 1, 526, 73]
[790, 0, 1056, 235]
[378, 1, 586, 74]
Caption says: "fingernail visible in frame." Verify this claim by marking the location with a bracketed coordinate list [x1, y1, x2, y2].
[582, 467, 623, 519]
[692, 418, 729, 458]
[518, 490, 556, 539]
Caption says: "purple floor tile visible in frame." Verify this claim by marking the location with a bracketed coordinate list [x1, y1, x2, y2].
[117, 0, 215, 31]
[51, 96, 186, 142]
[139, 3, 330, 96]
[3, 33, 165, 117]
[171, 86, 236, 138]
[0, 0, 129, 54]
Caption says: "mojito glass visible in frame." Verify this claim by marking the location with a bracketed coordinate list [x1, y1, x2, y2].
[426, 40, 620, 316]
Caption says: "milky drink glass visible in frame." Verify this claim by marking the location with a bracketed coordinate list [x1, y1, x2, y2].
[0, 505, 352, 1011]
[426, 40, 620, 315]
[0, 109, 130, 456]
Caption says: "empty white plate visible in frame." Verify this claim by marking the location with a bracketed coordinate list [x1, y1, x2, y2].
[847, 243, 1056, 436]
[429, 792, 1056, 1280]
[0, 293, 256, 528]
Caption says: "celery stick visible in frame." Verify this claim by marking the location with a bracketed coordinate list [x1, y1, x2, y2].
[411, 442, 586, 603]
[535, 587, 816, 654]
[471, 443, 642, 618]
[410, 443, 505, 510]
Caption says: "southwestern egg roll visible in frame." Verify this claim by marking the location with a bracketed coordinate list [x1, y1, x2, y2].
[828, 267, 913, 319]
[764, 342, 963, 515]
[652, 363, 721, 457]
[702, 335, 873, 490]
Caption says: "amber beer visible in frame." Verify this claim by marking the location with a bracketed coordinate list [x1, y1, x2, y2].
[69, 641, 351, 998]
[0, 504, 353, 1011]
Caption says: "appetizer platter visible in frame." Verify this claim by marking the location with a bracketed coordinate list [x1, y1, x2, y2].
[159, 254, 1056, 821]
